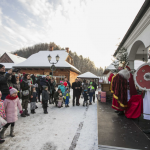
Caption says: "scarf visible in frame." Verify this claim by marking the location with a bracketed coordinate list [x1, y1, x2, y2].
[5, 94, 18, 100]
[23, 78, 29, 83]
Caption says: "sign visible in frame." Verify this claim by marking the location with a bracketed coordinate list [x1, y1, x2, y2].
[134, 62, 150, 91]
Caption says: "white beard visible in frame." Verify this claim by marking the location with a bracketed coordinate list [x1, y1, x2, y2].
[118, 69, 130, 80]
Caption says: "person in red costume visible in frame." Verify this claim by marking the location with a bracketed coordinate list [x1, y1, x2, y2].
[111, 69, 130, 115]
[111, 66, 138, 116]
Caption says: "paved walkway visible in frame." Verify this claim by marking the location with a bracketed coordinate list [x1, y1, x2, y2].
[97, 101, 150, 150]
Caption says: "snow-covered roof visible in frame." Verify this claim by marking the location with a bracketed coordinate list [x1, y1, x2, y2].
[6, 52, 26, 64]
[1, 63, 14, 69]
[77, 72, 99, 79]
[13, 50, 80, 73]
[0, 53, 26, 69]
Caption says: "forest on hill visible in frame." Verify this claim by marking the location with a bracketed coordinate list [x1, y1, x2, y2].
[13, 42, 103, 76]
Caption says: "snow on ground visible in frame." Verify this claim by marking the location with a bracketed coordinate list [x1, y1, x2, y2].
[1, 89, 98, 150]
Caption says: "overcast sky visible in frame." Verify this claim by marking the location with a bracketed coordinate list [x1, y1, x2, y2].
[0, 0, 144, 68]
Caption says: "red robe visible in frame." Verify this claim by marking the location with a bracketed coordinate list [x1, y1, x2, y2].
[111, 74, 128, 110]
[108, 73, 114, 82]
[125, 95, 143, 118]
[129, 73, 137, 96]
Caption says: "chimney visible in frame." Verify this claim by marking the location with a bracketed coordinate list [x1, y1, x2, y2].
[49, 46, 53, 51]
[65, 47, 69, 53]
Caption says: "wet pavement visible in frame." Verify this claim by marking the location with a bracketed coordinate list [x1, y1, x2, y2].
[97, 100, 150, 150]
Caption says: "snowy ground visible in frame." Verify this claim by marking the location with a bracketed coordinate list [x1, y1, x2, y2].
[1, 89, 98, 150]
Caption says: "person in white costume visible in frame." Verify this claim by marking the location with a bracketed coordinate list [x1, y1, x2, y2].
[143, 91, 150, 134]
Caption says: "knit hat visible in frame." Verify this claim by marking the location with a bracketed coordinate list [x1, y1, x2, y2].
[0, 64, 4, 69]
[90, 82, 93, 85]
[23, 72, 26, 76]
[9, 87, 18, 95]
[42, 75, 46, 78]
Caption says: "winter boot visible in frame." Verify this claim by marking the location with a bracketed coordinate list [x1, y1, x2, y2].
[83, 102, 85, 106]
[86, 102, 88, 106]
[0, 127, 7, 139]
[65, 105, 67, 107]
[36, 105, 38, 109]
[118, 111, 124, 116]
[21, 110, 26, 117]
[10, 126, 15, 137]
[25, 110, 30, 116]
[31, 110, 34, 114]
[0, 138, 5, 144]
[114, 110, 119, 113]
[89, 102, 92, 105]
[33, 109, 36, 114]
[67, 104, 69, 107]
[44, 108, 48, 114]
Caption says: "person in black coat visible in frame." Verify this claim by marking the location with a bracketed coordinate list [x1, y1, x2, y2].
[42, 86, 49, 114]
[31, 74, 37, 85]
[91, 79, 97, 103]
[83, 90, 89, 106]
[0, 64, 13, 100]
[36, 76, 42, 102]
[46, 75, 52, 104]
[78, 78, 82, 99]
[72, 79, 80, 106]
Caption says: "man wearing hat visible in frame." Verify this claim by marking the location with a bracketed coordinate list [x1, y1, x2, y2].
[0, 64, 12, 100]
[91, 79, 97, 103]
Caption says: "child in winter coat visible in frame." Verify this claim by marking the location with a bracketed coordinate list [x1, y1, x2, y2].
[83, 90, 89, 106]
[0, 87, 23, 139]
[58, 82, 65, 96]
[88, 83, 95, 105]
[30, 86, 38, 114]
[58, 93, 63, 108]
[97, 91, 101, 101]
[42, 86, 49, 114]
[0, 91, 6, 144]
[0, 91, 6, 120]
[64, 88, 70, 107]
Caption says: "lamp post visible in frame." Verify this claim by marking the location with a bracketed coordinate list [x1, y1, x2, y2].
[47, 54, 60, 77]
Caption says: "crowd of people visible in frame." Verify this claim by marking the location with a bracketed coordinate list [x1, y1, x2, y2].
[0, 64, 98, 144]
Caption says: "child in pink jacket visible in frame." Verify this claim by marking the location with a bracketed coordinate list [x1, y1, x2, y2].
[0, 91, 6, 144]
[0, 87, 23, 139]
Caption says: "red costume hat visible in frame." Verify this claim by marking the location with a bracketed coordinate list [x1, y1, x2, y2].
[126, 66, 131, 71]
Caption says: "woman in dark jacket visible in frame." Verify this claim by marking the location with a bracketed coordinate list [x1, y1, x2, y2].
[13, 76, 21, 99]
[21, 74, 31, 117]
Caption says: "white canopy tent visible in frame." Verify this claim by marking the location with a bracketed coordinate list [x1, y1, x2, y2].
[77, 72, 99, 79]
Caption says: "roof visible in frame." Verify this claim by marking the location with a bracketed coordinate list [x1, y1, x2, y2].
[113, 0, 150, 56]
[6, 52, 26, 64]
[77, 72, 99, 79]
[1, 63, 15, 69]
[13, 50, 80, 73]
[0, 52, 26, 69]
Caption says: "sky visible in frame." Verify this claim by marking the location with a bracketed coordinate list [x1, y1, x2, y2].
[0, 0, 144, 68]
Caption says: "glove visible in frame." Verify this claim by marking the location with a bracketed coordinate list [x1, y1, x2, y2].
[20, 110, 23, 114]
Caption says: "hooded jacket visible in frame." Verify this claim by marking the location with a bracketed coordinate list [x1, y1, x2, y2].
[0, 72, 11, 95]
